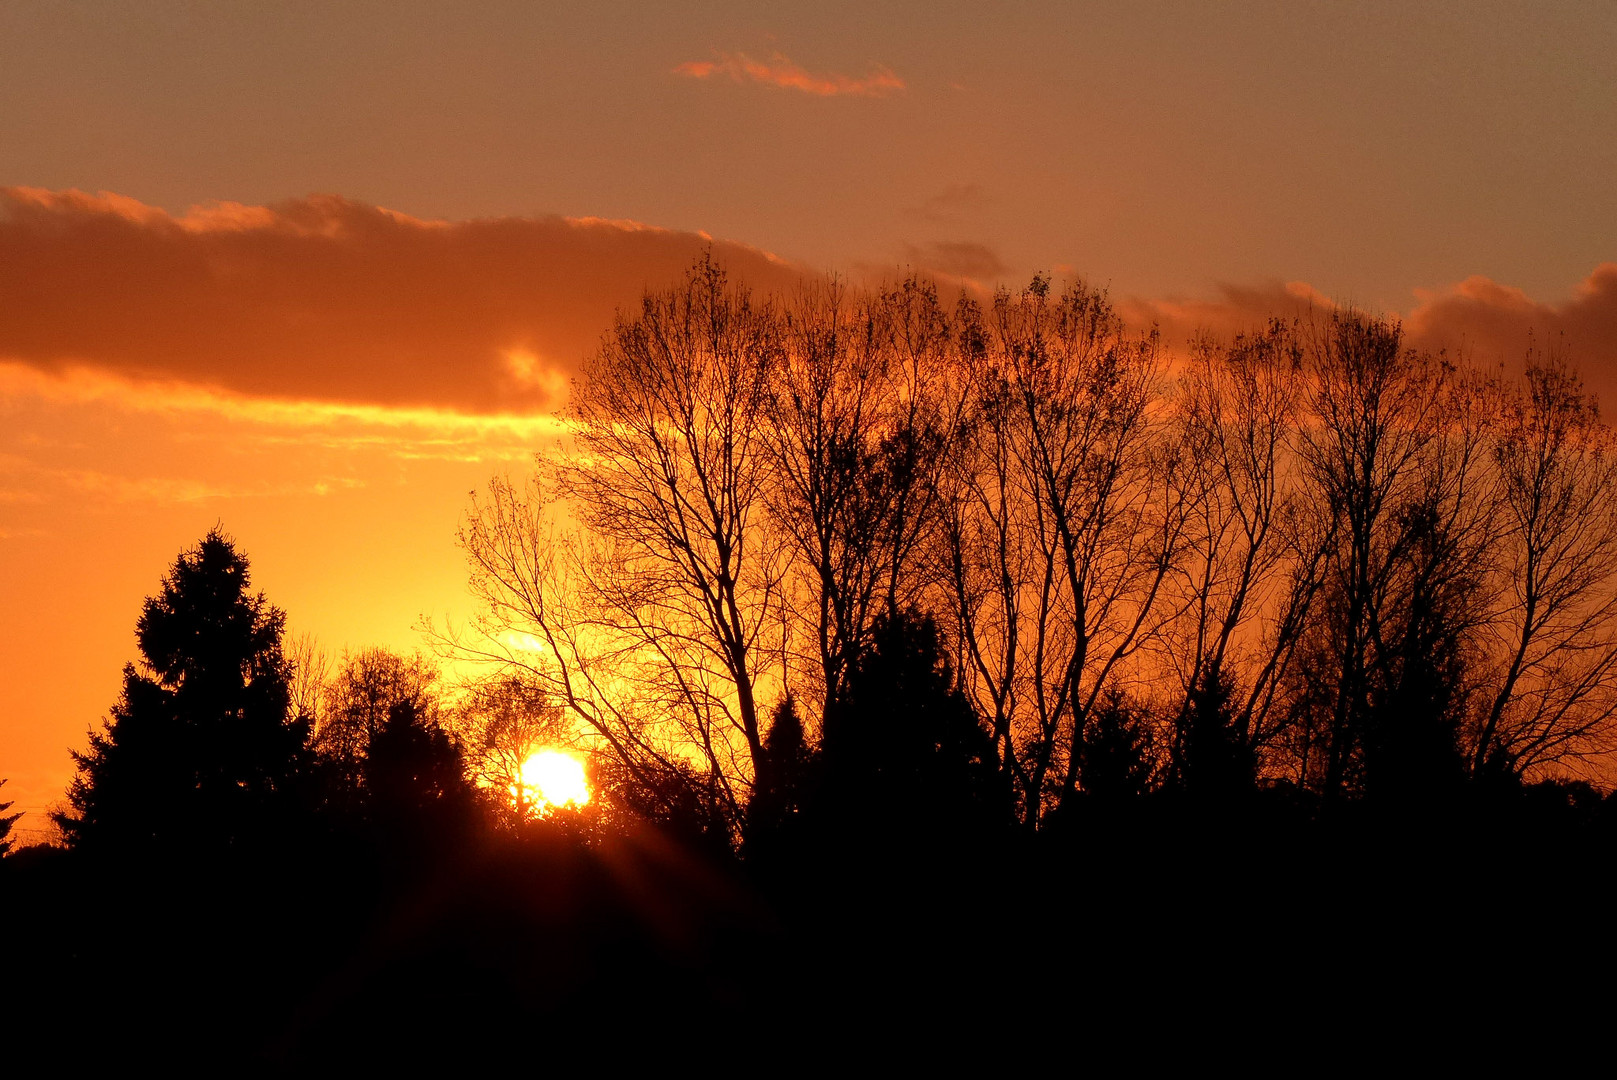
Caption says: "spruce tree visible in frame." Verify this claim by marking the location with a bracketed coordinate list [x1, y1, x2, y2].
[55, 528, 313, 852]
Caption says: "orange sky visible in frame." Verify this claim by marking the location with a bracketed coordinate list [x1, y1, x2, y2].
[3, 2, 1616, 835]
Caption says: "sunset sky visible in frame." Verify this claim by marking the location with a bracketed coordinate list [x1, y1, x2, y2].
[3, 1, 1615, 829]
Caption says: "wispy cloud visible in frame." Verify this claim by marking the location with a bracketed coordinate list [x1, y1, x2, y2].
[904, 184, 990, 224]
[674, 51, 904, 98]
[900, 240, 1009, 282]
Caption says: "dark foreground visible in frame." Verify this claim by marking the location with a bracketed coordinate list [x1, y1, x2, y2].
[7, 796, 1615, 1068]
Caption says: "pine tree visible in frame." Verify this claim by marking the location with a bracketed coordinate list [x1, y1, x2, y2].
[55, 528, 313, 853]
[822, 608, 1008, 836]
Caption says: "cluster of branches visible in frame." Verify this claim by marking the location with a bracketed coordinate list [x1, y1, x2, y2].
[450, 257, 1617, 839]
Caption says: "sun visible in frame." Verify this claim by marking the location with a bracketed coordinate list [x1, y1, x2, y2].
[516, 749, 591, 812]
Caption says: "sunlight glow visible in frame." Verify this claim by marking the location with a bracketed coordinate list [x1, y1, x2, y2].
[516, 749, 591, 812]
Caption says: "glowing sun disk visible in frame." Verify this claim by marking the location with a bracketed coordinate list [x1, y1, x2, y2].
[517, 749, 590, 810]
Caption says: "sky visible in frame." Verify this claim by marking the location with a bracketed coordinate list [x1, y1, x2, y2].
[2, 1, 1615, 833]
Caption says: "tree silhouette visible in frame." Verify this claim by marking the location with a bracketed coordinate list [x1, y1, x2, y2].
[764, 277, 953, 723]
[1286, 312, 1487, 801]
[54, 528, 313, 852]
[313, 647, 439, 808]
[455, 673, 570, 826]
[366, 698, 479, 847]
[1171, 666, 1256, 800]
[744, 694, 820, 850]
[1474, 354, 1617, 777]
[821, 607, 1007, 836]
[1075, 689, 1158, 802]
[0, 779, 21, 855]
[935, 276, 1174, 828]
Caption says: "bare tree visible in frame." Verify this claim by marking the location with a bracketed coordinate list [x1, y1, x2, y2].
[451, 473, 739, 835]
[763, 275, 957, 722]
[1287, 311, 1496, 800]
[937, 276, 1177, 825]
[448, 260, 787, 839]
[285, 631, 331, 727]
[316, 647, 440, 794]
[1163, 321, 1323, 790]
[454, 673, 572, 824]
[1473, 353, 1617, 778]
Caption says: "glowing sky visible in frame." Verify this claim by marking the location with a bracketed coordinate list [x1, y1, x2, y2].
[2, 1, 1615, 830]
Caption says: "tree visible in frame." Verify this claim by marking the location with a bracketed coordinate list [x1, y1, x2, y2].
[1164, 321, 1322, 788]
[764, 277, 956, 722]
[55, 528, 313, 852]
[365, 698, 479, 846]
[313, 647, 439, 802]
[455, 673, 572, 825]
[1074, 690, 1159, 802]
[743, 694, 820, 849]
[1170, 666, 1256, 800]
[820, 607, 1007, 836]
[1473, 353, 1617, 778]
[0, 779, 21, 855]
[455, 257, 787, 840]
[285, 631, 331, 728]
[564, 254, 784, 819]
[936, 276, 1176, 827]
[1287, 311, 1494, 802]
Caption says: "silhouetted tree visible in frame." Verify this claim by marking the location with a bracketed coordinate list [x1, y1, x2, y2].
[764, 278, 954, 722]
[821, 608, 1007, 836]
[0, 779, 21, 855]
[366, 699, 479, 847]
[1171, 666, 1256, 800]
[452, 258, 787, 843]
[744, 694, 820, 849]
[455, 673, 571, 826]
[593, 754, 736, 857]
[1288, 312, 1491, 801]
[55, 528, 313, 853]
[285, 631, 330, 728]
[935, 276, 1176, 829]
[1075, 689, 1159, 801]
[1473, 354, 1617, 777]
[1165, 320, 1325, 775]
[314, 647, 439, 806]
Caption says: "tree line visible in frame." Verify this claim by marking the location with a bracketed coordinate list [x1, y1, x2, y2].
[448, 256, 1617, 844]
[9, 256, 1616, 862]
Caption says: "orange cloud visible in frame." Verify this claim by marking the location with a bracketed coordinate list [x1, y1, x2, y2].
[900, 240, 1009, 282]
[1120, 281, 1337, 350]
[674, 51, 904, 97]
[1123, 266, 1617, 408]
[0, 188, 804, 415]
[1403, 264, 1617, 367]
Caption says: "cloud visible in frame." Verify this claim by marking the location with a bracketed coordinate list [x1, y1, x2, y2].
[899, 240, 1010, 283]
[1120, 280, 1337, 350]
[1123, 266, 1617, 408]
[1403, 264, 1617, 366]
[0, 188, 805, 416]
[674, 51, 904, 97]
[904, 184, 989, 225]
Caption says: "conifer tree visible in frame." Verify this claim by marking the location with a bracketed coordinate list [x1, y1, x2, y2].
[55, 528, 313, 852]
